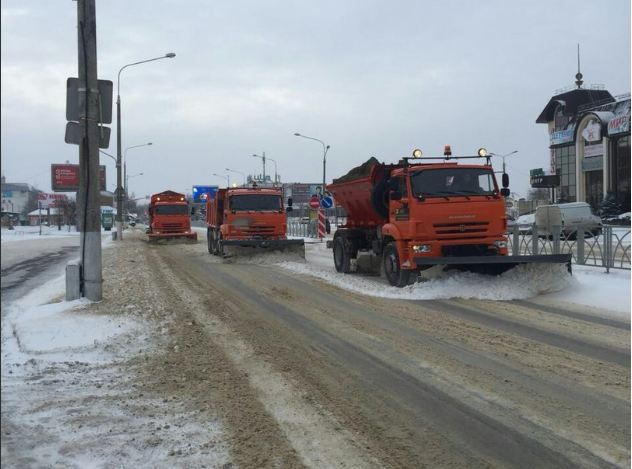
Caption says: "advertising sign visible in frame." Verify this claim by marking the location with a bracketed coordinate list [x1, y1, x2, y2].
[584, 143, 603, 158]
[550, 125, 575, 146]
[608, 113, 630, 136]
[581, 120, 602, 143]
[192, 185, 218, 203]
[38, 193, 67, 208]
[51, 164, 106, 192]
[530, 175, 560, 188]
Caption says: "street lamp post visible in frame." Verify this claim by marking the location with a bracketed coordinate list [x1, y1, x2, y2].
[115, 52, 175, 241]
[294, 132, 330, 196]
[294, 132, 331, 240]
[213, 173, 230, 187]
[490, 150, 518, 174]
[226, 168, 246, 186]
[125, 172, 144, 217]
[252, 153, 266, 184]
[124, 142, 152, 207]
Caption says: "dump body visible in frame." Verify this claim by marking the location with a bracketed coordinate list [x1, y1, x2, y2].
[328, 158, 571, 286]
[206, 186, 304, 256]
[147, 190, 197, 241]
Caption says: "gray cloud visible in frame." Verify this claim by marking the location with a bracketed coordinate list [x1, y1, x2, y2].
[2, 0, 630, 199]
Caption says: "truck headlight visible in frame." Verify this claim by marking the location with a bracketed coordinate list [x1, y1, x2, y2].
[494, 240, 507, 249]
[412, 244, 431, 253]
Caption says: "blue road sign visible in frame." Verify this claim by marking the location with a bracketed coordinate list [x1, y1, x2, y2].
[320, 196, 333, 209]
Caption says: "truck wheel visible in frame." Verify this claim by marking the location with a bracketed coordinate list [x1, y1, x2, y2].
[383, 243, 410, 287]
[333, 236, 351, 273]
[206, 229, 215, 254]
[217, 235, 224, 257]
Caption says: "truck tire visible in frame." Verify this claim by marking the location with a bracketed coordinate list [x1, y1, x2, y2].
[333, 236, 351, 273]
[206, 228, 215, 254]
[383, 243, 410, 287]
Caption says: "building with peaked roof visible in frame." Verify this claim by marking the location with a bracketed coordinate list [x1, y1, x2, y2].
[536, 70, 630, 212]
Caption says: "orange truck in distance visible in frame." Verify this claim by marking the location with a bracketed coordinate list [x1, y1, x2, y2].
[206, 185, 304, 258]
[146, 190, 197, 242]
[327, 147, 571, 287]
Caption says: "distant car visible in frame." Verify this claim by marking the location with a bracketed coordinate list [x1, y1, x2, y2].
[507, 212, 535, 234]
[535, 202, 602, 238]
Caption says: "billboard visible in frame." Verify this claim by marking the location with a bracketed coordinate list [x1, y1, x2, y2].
[192, 185, 218, 203]
[52, 164, 106, 192]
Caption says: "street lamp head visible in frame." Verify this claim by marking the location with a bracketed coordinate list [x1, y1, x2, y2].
[147, 142, 153, 146]
[165, 52, 176, 58]
[293, 132, 301, 136]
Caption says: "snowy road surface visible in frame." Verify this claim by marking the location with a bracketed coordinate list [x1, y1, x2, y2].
[1, 227, 630, 468]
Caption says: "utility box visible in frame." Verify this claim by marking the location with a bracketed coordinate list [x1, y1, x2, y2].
[66, 261, 81, 301]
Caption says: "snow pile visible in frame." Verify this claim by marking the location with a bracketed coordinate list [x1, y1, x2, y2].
[276, 260, 574, 301]
[2, 274, 143, 373]
[1, 225, 80, 243]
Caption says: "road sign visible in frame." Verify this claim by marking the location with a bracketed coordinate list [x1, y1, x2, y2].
[66, 77, 113, 124]
[65, 121, 111, 148]
[320, 196, 333, 209]
[309, 196, 320, 209]
[114, 186, 126, 198]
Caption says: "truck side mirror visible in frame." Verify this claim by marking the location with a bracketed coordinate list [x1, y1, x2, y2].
[389, 190, 402, 201]
[287, 196, 293, 207]
[191, 207, 196, 215]
[502, 173, 509, 188]
[500, 188, 510, 197]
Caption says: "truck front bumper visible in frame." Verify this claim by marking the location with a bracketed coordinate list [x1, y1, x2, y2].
[414, 254, 572, 274]
[221, 238, 304, 248]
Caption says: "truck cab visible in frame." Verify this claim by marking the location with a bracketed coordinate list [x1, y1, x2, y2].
[147, 190, 197, 241]
[206, 185, 304, 256]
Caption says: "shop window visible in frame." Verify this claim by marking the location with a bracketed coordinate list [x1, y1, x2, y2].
[555, 145, 576, 202]
[585, 170, 604, 211]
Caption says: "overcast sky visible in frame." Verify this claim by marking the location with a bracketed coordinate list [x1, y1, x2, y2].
[1, 0, 630, 200]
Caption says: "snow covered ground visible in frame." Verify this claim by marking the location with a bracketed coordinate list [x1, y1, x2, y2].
[1, 227, 629, 466]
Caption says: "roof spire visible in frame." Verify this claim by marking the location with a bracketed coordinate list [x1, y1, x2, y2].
[575, 43, 583, 89]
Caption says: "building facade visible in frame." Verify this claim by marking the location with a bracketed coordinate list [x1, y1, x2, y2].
[537, 87, 630, 212]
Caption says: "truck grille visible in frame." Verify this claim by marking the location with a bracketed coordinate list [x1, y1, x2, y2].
[433, 221, 489, 238]
[235, 225, 276, 235]
[161, 223, 184, 233]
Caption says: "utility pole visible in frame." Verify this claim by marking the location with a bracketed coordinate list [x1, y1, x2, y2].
[76, 0, 102, 300]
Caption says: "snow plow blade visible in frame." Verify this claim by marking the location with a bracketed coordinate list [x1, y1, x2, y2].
[221, 238, 305, 259]
[148, 232, 198, 243]
[414, 254, 572, 275]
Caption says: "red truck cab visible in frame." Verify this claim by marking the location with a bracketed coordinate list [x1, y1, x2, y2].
[206, 185, 304, 256]
[147, 190, 197, 241]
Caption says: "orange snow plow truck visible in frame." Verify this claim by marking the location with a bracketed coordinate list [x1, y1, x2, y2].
[327, 147, 571, 287]
[146, 190, 197, 242]
[206, 185, 304, 258]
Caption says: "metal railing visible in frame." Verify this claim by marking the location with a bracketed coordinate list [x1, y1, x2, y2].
[287, 219, 318, 238]
[508, 224, 630, 272]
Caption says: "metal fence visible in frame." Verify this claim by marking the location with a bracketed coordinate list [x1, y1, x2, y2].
[508, 224, 630, 272]
[287, 219, 318, 238]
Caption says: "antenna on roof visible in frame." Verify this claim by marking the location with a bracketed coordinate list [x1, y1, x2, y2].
[575, 43, 583, 89]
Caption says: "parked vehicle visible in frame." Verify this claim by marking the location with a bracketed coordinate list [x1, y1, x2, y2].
[206, 184, 304, 258]
[535, 202, 603, 238]
[327, 148, 571, 287]
[146, 190, 197, 242]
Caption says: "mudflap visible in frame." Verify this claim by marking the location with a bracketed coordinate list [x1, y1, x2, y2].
[414, 254, 573, 275]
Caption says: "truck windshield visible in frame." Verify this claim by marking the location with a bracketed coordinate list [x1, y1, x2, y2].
[411, 168, 497, 197]
[154, 205, 188, 215]
[230, 195, 281, 211]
